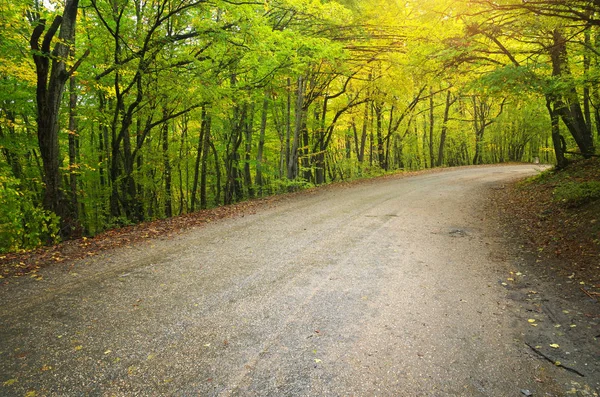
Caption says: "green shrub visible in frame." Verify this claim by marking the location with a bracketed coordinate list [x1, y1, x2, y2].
[553, 181, 600, 206]
[0, 175, 60, 253]
[271, 178, 315, 193]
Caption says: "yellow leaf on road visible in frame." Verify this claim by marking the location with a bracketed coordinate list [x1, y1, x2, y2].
[550, 344, 560, 349]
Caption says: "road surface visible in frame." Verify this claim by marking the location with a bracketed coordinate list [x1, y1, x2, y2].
[0, 165, 590, 396]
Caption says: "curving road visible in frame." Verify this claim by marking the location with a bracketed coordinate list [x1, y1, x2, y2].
[0, 165, 582, 396]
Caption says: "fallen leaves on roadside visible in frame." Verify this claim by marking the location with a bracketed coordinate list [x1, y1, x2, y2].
[0, 198, 280, 282]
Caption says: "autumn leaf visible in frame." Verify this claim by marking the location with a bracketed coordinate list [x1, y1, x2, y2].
[2, 379, 17, 386]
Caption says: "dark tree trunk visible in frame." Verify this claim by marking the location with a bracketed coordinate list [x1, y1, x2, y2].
[30, 0, 84, 238]
[178, 117, 187, 215]
[200, 115, 212, 210]
[583, 29, 592, 133]
[243, 104, 255, 198]
[0, 111, 24, 180]
[436, 91, 455, 167]
[428, 88, 435, 168]
[375, 102, 385, 168]
[191, 106, 207, 212]
[67, 66, 80, 232]
[162, 109, 172, 218]
[285, 78, 291, 177]
[287, 76, 304, 181]
[301, 121, 312, 182]
[225, 101, 245, 205]
[472, 96, 484, 165]
[209, 138, 221, 206]
[256, 95, 269, 194]
[549, 29, 595, 156]
[546, 97, 568, 169]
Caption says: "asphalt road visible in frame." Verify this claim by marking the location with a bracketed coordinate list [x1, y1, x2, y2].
[0, 165, 587, 396]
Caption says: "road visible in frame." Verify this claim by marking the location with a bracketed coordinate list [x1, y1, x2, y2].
[0, 165, 585, 396]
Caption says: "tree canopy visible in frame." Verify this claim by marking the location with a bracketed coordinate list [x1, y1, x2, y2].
[1, 0, 598, 252]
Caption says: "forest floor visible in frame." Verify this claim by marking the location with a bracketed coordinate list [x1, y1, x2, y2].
[491, 158, 600, 301]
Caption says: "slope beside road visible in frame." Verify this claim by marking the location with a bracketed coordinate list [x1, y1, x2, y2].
[1, 165, 598, 396]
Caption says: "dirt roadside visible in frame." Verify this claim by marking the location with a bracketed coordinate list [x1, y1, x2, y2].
[486, 161, 600, 396]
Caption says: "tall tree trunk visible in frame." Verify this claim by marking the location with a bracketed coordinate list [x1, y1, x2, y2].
[375, 103, 385, 168]
[209, 138, 221, 206]
[30, 0, 83, 237]
[191, 106, 207, 212]
[0, 111, 24, 180]
[200, 114, 212, 209]
[178, 117, 187, 215]
[285, 78, 291, 177]
[369, 103, 374, 167]
[301, 120, 311, 182]
[243, 104, 255, 198]
[428, 88, 435, 168]
[436, 91, 455, 167]
[67, 64, 80, 231]
[315, 98, 329, 185]
[472, 96, 483, 165]
[256, 95, 269, 194]
[583, 29, 592, 133]
[549, 29, 595, 156]
[546, 97, 568, 169]
[287, 76, 304, 181]
[225, 102, 245, 205]
[356, 100, 369, 164]
[162, 109, 172, 218]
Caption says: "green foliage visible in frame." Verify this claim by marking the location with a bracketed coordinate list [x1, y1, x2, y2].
[2, 0, 595, 253]
[553, 182, 600, 207]
[271, 178, 315, 193]
[0, 176, 60, 253]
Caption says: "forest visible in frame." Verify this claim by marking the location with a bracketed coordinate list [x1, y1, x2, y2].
[0, 0, 598, 252]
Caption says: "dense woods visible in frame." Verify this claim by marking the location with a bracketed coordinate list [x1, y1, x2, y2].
[1, 0, 598, 252]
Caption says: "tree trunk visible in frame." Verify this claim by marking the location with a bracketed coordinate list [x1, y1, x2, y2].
[200, 114, 212, 209]
[549, 29, 595, 156]
[256, 95, 269, 194]
[428, 88, 435, 168]
[287, 76, 304, 181]
[546, 97, 568, 169]
[30, 0, 82, 237]
[375, 102, 385, 168]
[67, 66, 80, 232]
[209, 138, 221, 206]
[436, 91, 454, 167]
[243, 104, 255, 198]
[191, 106, 207, 212]
[162, 110, 172, 218]
[0, 112, 24, 180]
[285, 78, 291, 177]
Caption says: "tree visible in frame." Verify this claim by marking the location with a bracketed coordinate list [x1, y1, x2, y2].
[30, 0, 87, 237]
